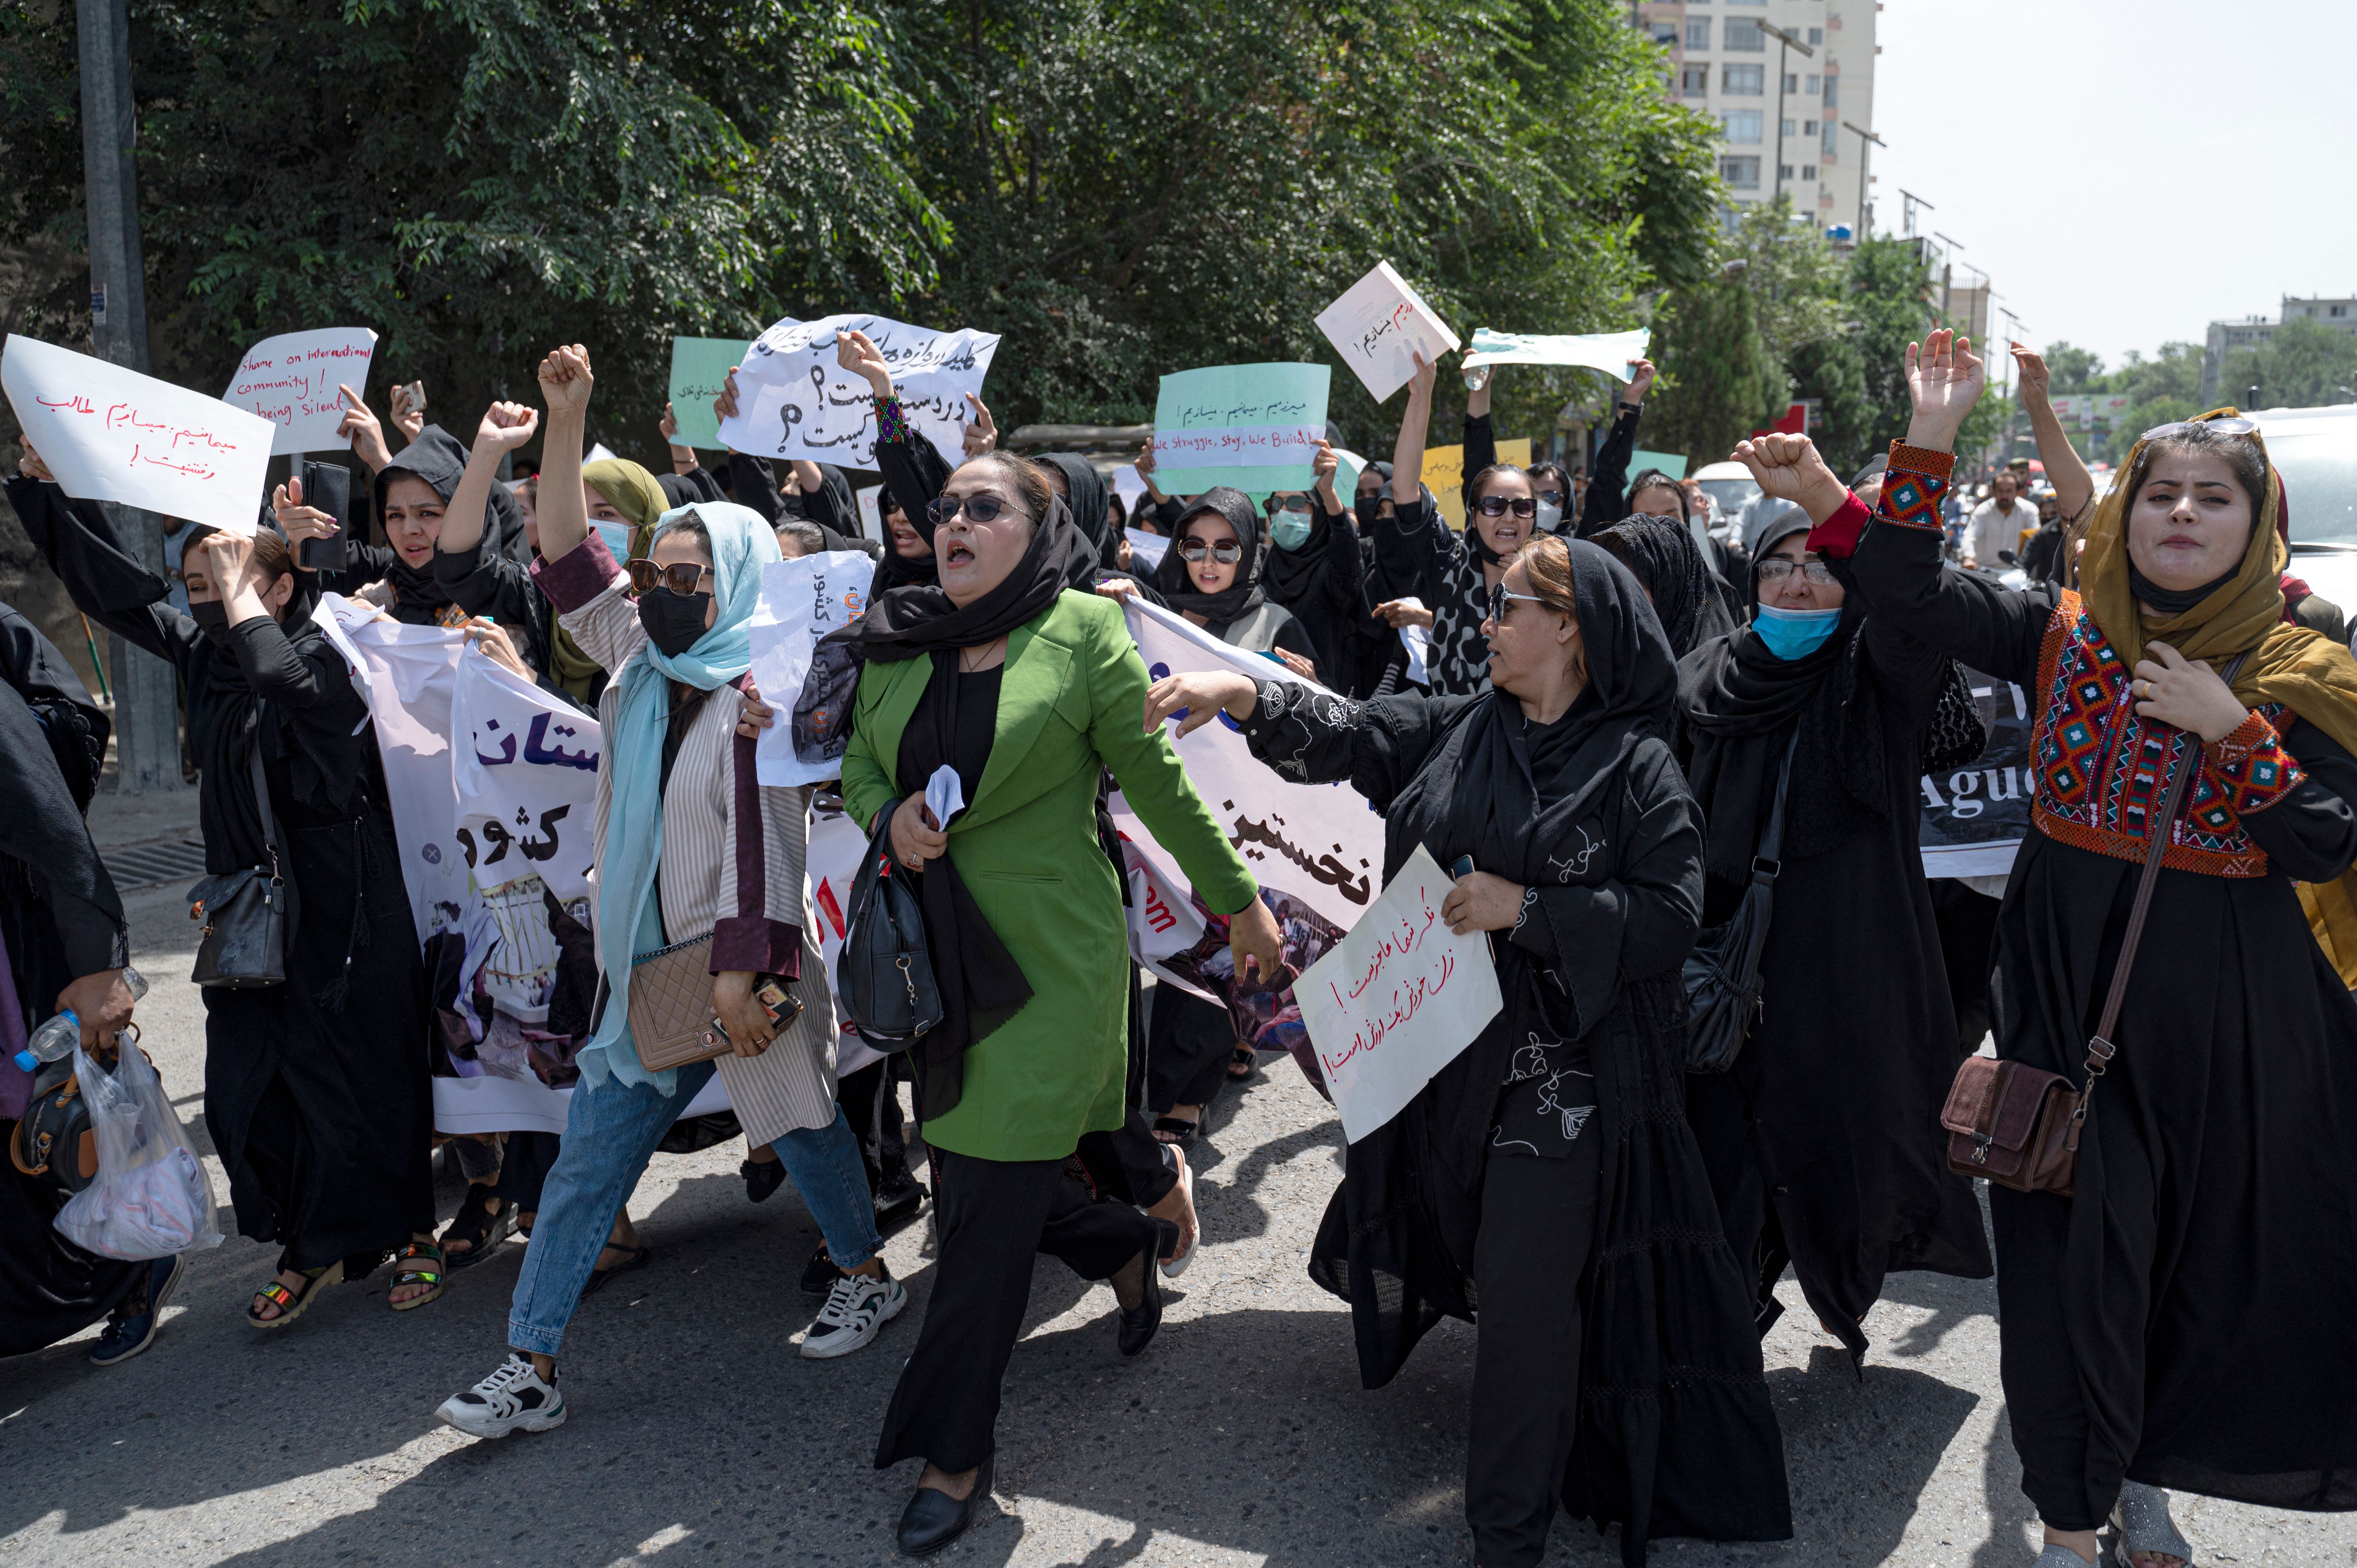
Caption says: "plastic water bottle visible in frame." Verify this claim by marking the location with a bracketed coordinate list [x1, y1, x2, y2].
[12, 967, 147, 1073]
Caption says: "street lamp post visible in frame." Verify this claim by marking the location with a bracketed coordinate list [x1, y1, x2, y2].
[1842, 121, 1884, 239]
[1758, 21, 1816, 207]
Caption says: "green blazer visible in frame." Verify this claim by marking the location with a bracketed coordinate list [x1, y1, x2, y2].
[841, 589, 1258, 1162]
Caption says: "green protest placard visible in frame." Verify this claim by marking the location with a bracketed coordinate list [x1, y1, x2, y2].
[1629, 449, 1688, 480]
[1151, 364, 1331, 494]
[668, 336, 753, 450]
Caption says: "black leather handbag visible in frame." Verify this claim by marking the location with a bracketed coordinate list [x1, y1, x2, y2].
[10, 1053, 98, 1194]
[835, 809, 941, 1050]
[188, 749, 294, 989]
[1683, 732, 1796, 1074]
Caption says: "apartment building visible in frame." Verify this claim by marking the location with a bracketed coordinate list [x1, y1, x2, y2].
[2201, 296, 2357, 403]
[1636, 0, 1881, 237]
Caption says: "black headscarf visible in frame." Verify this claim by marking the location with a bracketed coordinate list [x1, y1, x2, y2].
[1595, 514, 1739, 659]
[1038, 454, 1112, 588]
[837, 494, 1082, 664]
[370, 427, 471, 614]
[1153, 487, 1265, 624]
[796, 463, 862, 539]
[1259, 495, 1331, 608]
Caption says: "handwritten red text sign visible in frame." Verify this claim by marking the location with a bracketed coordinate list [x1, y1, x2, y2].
[1296, 843, 1502, 1143]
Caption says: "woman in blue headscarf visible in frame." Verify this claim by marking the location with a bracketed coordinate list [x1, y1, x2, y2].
[434, 346, 902, 1442]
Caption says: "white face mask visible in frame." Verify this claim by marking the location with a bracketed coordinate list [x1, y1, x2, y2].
[1534, 499, 1564, 533]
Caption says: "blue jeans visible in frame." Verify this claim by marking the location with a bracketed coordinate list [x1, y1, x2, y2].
[507, 1059, 881, 1358]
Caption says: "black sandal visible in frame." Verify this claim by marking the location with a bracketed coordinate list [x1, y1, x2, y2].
[580, 1242, 652, 1298]
[390, 1240, 448, 1311]
[439, 1183, 516, 1270]
[1152, 1115, 1199, 1151]
[1227, 1044, 1257, 1081]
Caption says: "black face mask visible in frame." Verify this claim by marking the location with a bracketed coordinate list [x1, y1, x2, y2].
[2127, 559, 2241, 615]
[189, 601, 231, 640]
[779, 492, 808, 521]
[638, 588, 712, 656]
[1355, 496, 1387, 529]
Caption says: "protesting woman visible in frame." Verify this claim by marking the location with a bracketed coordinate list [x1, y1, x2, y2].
[1593, 513, 1740, 660]
[836, 449, 1282, 1556]
[1258, 451, 1382, 687]
[1463, 360, 1654, 538]
[1147, 533, 1790, 1566]
[8, 461, 441, 1327]
[1675, 469, 1992, 1363]
[435, 346, 898, 1441]
[1776, 328, 2357, 1568]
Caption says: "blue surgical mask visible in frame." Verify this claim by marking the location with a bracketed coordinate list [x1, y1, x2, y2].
[1534, 499, 1564, 533]
[1753, 603, 1843, 661]
[1269, 511, 1314, 550]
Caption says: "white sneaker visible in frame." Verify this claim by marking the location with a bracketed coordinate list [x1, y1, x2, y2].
[435, 1352, 568, 1438]
[800, 1268, 906, 1359]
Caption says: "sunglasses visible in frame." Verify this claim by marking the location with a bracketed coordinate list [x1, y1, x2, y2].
[1757, 559, 1835, 585]
[1178, 538, 1245, 564]
[626, 558, 712, 596]
[1486, 584, 1548, 622]
[1533, 490, 1567, 508]
[1273, 495, 1313, 513]
[1474, 496, 1538, 519]
[2139, 415, 2259, 443]
[925, 492, 1023, 529]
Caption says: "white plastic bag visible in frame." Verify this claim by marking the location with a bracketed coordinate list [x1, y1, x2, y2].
[54, 1039, 224, 1260]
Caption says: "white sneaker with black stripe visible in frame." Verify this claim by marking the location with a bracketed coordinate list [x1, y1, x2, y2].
[800, 1266, 906, 1359]
[435, 1352, 568, 1438]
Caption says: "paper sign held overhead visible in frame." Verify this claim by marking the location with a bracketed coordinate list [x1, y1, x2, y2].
[668, 336, 753, 451]
[749, 551, 875, 787]
[1296, 844, 1504, 1143]
[222, 327, 377, 455]
[4, 334, 275, 533]
[1315, 262, 1461, 403]
[718, 313, 999, 471]
[1461, 327, 1651, 380]
[1150, 364, 1331, 496]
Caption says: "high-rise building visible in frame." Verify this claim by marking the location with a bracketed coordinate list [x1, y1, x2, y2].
[1635, 0, 1880, 239]
[2201, 297, 2357, 404]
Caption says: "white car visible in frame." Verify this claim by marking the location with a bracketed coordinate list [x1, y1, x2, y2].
[2254, 404, 2357, 630]
[1691, 460, 1761, 538]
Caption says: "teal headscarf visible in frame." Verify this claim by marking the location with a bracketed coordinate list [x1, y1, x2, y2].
[578, 501, 781, 1091]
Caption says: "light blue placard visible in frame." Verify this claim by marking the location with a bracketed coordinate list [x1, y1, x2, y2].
[1152, 364, 1331, 494]
[668, 336, 753, 450]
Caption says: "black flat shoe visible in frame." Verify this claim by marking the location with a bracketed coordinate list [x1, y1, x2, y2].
[742, 1157, 787, 1203]
[895, 1453, 993, 1557]
[1117, 1243, 1164, 1358]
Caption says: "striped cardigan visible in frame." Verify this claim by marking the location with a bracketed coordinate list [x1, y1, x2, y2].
[534, 534, 840, 1142]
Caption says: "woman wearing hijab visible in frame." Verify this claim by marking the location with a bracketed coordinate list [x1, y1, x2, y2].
[1463, 360, 1657, 537]
[1594, 513, 1741, 659]
[1675, 466, 1994, 1368]
[6, 474, 441, 1328]
[837, 449, 1282, 1555]
[1259, 443, 1384, 684]
[434, 346, 896, 1440]
[1781, 330, 2357, 1568]
[1149, 533, 1791, 1567]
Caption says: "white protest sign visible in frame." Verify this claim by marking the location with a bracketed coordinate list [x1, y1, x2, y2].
[222, 327, 377, 455]
[451, 656, 603, 900]
[806, 805, 882, 1078]
[3, 334, 274, 533]
[1461, 327, 1650, 380]
[1296, 844, 1503, 1143]
[718, 312, 999, 472]
[1112, 463, 1147, 514]
[855, 484, 883, 542]
[1125, 528, 1170, 574]
[1315, 262, 1462, 403]
[750, 551, 875, 786]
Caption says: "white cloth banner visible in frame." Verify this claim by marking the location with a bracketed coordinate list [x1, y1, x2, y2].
[806, 805, 882, 1078]
[1460, 327, 1651, 380]
[1296, 845, 1504, 1142]
[452, 656, 603, 901]
[2, 334, 274, 533]
[718, 312, 999, 471]
[1315, 261, 1462, 403]
[750, 551, 875, 786]
[222, 327, 377, 455]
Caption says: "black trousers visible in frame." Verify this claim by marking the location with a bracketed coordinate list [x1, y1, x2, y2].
[874, 1148, 1159, 1474]
[1466, 1137, 1604, 1568]
[1147, 988, 1235, 1113]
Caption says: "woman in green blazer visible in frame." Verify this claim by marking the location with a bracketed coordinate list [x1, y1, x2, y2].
[838, 450, 1281, 1556]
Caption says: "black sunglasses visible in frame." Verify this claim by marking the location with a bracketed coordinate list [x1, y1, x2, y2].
[1273, 495, 1313, 513]
[2140, 415, 2259, 443]
[627, 558, 711, 596]
[1486, 583, 1547, 622]
[925, 492, 1022, 529]
[1177, 538, 1245, 564]
[1474, 496, 1538, 519]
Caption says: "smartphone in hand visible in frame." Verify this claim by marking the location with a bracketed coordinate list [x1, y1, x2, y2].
[297, 461, 352, 571]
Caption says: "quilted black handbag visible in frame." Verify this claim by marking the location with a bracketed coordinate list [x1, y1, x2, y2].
[1921, 658, 1991, 774]
[1683, 733, 1796, 1074]
[835, 810, 941, 1050]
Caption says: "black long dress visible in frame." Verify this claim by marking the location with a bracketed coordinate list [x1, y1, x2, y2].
[11, 482, 435, 1273]
[1241, 542, 1789, 1566]
[1826, 475, 2357, 1526]
[1676, 575, 1993, 1359]
[0, 601, 143, 1355]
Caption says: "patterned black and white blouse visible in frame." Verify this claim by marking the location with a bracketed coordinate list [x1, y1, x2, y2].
[1372, 497, 1493, 698]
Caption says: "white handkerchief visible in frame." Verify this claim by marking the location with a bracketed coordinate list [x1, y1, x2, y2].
[926, 764, 966, 828]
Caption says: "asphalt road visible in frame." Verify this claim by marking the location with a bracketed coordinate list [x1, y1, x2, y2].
[4, 793, 2352, 1567]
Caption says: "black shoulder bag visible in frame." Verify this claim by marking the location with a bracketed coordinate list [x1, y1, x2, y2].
[1682, 730, 1797, 1074]
[188, 748, 294, 988]
[835, 805, 941, 1049]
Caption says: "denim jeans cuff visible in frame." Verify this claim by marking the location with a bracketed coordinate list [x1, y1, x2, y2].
[507, 1317, 566, 1358]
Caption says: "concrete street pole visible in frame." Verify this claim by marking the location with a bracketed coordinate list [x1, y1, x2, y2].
[78, 0, 181, 793]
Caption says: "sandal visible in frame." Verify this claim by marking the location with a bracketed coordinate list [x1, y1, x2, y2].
[1151, 1115, 1198, 1151]
[580, 1242, 652, 1298]
[2111, 1481, 2194, 1568]
[439, 1183, 516, 1270]
[390, 1240, 449, 1311]
[1227, 1044, 1257, 1081]
[246, 1260, 344, 1330]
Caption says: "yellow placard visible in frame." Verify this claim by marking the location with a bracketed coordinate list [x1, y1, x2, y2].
[1424, 438, 1533, 529]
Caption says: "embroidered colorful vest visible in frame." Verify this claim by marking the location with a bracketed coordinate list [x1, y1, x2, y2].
[2031, 590, 2300, 877]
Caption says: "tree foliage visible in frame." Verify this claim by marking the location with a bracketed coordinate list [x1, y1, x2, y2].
[2213, 318, 2357, 411]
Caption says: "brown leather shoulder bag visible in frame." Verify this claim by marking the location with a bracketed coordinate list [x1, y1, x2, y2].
[1941, 653, 2247, 1197]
